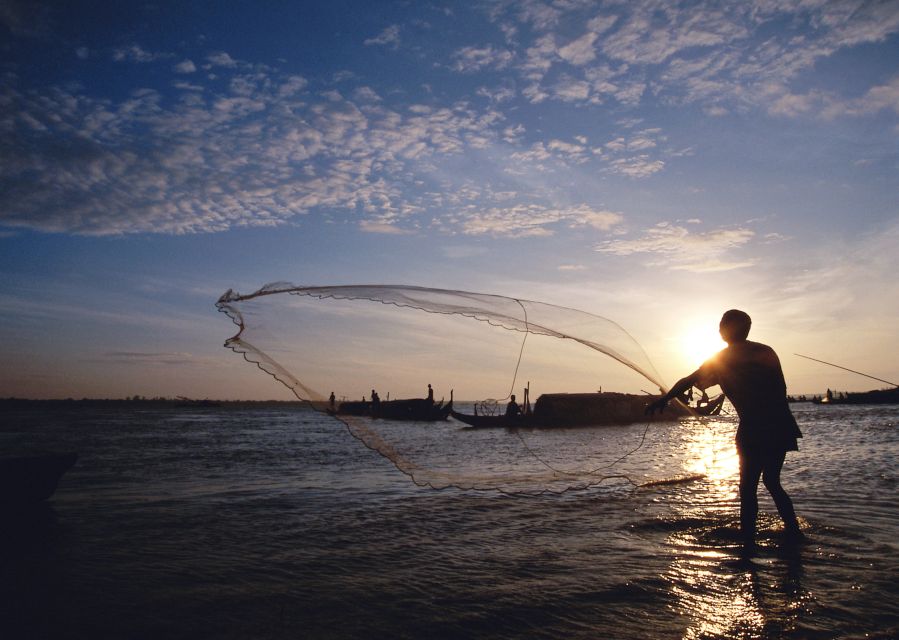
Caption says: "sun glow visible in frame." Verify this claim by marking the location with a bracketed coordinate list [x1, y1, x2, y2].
[680, 326, 726, 368]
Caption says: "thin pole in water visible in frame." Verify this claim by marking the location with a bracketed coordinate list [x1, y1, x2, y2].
[794, 353, 899, 387]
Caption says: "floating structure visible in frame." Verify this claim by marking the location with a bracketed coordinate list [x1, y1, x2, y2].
[0, 452, 78, 506]
[451, 391, 702, 429]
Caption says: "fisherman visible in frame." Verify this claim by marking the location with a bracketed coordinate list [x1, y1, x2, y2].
[505, 394, 521, 418]
[329, 391, 336, 411]
[371, 389, 381, 415]
[697, 389, 710, 408]
[646, 309, 803, 546]
[427, 384, 434, 403]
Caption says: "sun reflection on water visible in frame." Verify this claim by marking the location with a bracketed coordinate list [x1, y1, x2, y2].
[682, 415, 738, 486]
[662, 414, 808, 639]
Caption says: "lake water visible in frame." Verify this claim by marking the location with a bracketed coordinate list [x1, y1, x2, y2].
[1, 401, 896, 639]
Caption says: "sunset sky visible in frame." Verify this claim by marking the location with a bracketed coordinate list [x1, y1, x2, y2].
[2, 0, 898, 399]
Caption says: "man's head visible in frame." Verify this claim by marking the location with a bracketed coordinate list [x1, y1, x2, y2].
[719, 309, 751, 343]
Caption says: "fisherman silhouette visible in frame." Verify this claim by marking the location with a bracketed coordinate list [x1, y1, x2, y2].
[329, 391, 336, 411]
[505, 394, 521, 417]
[370, 389, 381, 415]
[646, 310, 802, 546]
[427, 384, 434, 403]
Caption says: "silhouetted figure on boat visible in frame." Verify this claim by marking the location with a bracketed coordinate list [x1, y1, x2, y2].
[697, 389, 710, 408]
[329, 392, 336, 411]
[371, 390, 381, 415]
[427, 384, 434, 403]
[505, 395, 521, 418]
[646, 309, 802, 545]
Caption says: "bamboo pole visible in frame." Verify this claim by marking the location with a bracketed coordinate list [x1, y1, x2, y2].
[794, 353, 898, 387]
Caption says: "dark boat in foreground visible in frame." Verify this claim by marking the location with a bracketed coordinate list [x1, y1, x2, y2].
[0, 452, 78, 506]
[336, 394, 454, 421]
[451, 391, 704, 429]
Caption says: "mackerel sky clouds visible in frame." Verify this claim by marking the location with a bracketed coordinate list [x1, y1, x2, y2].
[2, 0, 898, 398]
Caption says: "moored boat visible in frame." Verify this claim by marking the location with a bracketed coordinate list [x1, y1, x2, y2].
[337, 393, 454, 421]
[451, 391, 694, 429]
[0, 452, 78, 506]
[813, 386, 899, 405]
[694, 393, 726, 416]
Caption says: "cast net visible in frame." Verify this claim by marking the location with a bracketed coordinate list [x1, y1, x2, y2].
[217, 283, 687, 494]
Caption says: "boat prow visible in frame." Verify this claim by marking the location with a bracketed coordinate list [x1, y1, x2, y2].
[0, 452, 78, 507]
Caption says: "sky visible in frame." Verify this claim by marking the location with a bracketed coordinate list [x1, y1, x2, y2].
[1, 0, 898, 400]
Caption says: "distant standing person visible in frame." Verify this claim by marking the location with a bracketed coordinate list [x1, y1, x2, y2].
[646, 310, 803, 545]
[427, 384, 434, 403]
[329, 391, 336, 411]
[505, 394, 521, 418]
[370, 389, 381, 415]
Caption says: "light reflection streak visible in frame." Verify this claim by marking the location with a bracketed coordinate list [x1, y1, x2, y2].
[663, 415, 809, 638]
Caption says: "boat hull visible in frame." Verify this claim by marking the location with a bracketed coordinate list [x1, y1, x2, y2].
[336, 398, 453, 421]
[813, 387, 899, 405]
[0, 452, 78, 506]
[452, 392, 692, 428]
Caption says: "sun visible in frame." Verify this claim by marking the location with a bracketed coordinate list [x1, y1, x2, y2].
[680, 326, 726, 366]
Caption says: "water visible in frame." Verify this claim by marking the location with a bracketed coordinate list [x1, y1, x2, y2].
[1, 401, 896, 639]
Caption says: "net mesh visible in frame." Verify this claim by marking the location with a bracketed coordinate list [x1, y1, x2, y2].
[217, 283, 682, 494]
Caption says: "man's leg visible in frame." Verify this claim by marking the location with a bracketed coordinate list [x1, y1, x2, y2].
[738, 452, 763, 542]
[761, 451, 801, 534]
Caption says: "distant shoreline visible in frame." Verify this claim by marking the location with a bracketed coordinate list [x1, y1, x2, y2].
[0, 397, 312, 408]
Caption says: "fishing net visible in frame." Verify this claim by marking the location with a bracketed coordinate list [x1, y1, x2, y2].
[217, 283, 686, 494]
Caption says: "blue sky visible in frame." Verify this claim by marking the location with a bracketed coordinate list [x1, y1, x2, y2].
[1, 0, 898, 399]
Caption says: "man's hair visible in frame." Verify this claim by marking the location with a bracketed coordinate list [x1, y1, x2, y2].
[720, 309, 751, 341]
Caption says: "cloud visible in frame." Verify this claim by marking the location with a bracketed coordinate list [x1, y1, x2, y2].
[605, 156, 665, 178]
[557, 32, 598, 66]
[1, 68, 530, 235]
[359, 220, 414, 234]
[113, 44, 172, 63]
[3, 1, 896, 238]
[174, 59, 197, 74]
[459, 203, 623, 238]
[206, 51, 238, 68]
[465, 0, 899, 117]
[451, 45, 514, 72]
[364, 25, 401, 47]
[823, 75, 899, 119]
[0, 0, 52, 37]
[597, 222, 756, 272]
[101, 351, 209, 366]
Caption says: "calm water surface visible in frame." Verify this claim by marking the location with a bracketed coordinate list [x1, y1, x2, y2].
[1, 402, 896, 639]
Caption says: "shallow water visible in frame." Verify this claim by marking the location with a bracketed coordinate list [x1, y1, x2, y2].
[1, 402, 897, 639]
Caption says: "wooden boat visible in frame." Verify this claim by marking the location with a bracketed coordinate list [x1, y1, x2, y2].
[0, 452, 78, 506]
[451, 391, 695, 429]
[336, 392, 454, 421]
[694, 393, 726, 416]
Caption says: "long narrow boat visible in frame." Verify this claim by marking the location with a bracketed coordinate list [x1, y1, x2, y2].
[451, 392, 695, 429]
[812, 387, 899, 405]
[0, 452, 78, 506]
[336, 394, 454, 421]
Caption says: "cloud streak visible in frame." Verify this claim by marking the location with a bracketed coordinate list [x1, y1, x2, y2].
[597, 222, 756, 272]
